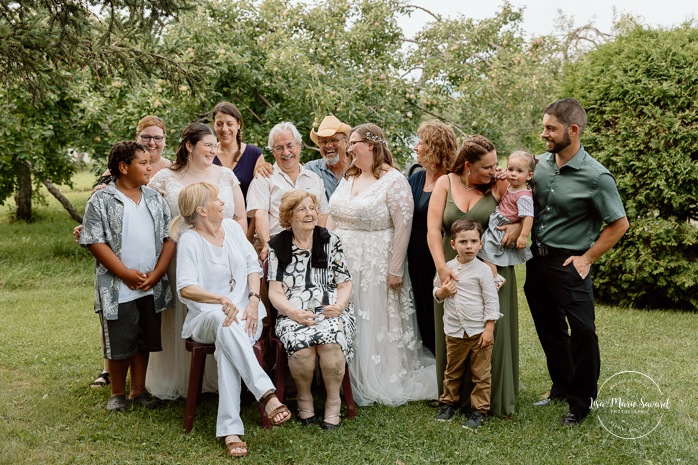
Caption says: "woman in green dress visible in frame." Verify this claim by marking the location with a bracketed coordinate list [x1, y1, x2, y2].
[426, 135, 519, 417]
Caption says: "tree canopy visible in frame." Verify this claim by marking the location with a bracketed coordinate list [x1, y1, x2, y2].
[0, 0, 198, 220]
[0, 0, 196, 96]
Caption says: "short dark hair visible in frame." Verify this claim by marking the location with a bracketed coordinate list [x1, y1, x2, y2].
[451, 218, 482, 239]
[544, 98, 587, 134]
[107, 141, 148, 179]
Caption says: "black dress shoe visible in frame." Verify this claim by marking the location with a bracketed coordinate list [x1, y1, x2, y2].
[298, 415, 319, 426]
[561, 412, 584, 426]
[320, 415, 341, 430]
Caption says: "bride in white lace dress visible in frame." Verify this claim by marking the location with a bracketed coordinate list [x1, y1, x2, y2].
[146, 122, 247, 400]
[328, 123, 437, 406]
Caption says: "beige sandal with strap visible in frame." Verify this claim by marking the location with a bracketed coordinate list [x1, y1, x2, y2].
[226, 440, 247, 457]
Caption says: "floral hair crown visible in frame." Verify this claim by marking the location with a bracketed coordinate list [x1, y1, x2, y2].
[364, 131, 387, 146]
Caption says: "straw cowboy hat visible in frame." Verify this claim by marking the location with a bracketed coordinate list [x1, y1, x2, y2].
[310, 115, 351, 145]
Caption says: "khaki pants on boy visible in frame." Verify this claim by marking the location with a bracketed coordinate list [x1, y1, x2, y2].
[440, 333, 493, 413]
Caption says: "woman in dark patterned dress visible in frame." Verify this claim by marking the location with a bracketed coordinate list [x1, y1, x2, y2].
[267, 190, 356, 430]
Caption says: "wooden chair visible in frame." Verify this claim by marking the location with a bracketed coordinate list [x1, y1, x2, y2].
[182, 337, 270, 432]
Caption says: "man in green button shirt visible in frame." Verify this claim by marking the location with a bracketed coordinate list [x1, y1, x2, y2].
[523, 98, 629, 426]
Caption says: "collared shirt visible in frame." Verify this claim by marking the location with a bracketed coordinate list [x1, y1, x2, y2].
[305, 158, 343, 199]
[246, 163, 329, 237]
[533, 146, 626, 251]
[80, 184, 174, 320]
[433, 258, 502, 338]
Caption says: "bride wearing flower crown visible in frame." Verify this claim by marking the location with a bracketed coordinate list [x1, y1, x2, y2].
[328, 123, 437, 406]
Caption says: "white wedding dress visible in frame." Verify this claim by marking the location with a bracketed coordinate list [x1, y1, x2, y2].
[329, 169, 437, 406]
[145, 167, 240, 399]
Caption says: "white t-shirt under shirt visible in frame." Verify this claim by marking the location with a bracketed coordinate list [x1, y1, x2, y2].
[115, 189, 156, 303]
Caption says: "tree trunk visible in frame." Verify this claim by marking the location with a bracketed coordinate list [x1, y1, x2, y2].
[42, 179, 83, 223]
[14, 163, 33, 222]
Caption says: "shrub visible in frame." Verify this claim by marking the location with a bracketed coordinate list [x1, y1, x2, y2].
[562, 25, 698, 310]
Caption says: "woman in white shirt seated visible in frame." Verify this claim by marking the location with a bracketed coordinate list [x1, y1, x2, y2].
[170, 182, 291, 458]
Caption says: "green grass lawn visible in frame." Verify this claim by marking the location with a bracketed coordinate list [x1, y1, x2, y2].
[0, 171, 696, 464]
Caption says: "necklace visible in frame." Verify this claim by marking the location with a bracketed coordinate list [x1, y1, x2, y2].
[293, 236, 313, 250]
[198, 231, 236, 293]
[424, 171, 441, 190]
[151, 157, 164, 167]
[458, 175, 476, 192]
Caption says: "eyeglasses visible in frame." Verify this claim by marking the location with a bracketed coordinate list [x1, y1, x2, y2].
[347, 140, 367, 150]
[271, 142, 299, 155]
[139, 135, 165, 143]
[201, 142, 220, 151]
[318, 136, 345, 147]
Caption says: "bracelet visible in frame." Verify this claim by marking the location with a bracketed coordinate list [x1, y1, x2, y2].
[248, 292, 261, 300]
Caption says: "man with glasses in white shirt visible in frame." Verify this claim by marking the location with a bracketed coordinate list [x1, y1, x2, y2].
[247, 122, 329, 261]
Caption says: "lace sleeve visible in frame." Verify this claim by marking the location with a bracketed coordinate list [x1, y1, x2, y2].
[221, 167, 241, 187]
[148, 169, 166, 195]
[386, 171, 414, 277]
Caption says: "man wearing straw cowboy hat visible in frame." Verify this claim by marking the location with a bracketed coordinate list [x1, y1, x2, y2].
[306, 115, 352, 199]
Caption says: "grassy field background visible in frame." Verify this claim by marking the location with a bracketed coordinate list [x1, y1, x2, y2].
[0, 170, 696, 464]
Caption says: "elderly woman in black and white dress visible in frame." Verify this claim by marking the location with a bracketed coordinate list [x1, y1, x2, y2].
[170, 182, 290, 458]
[267, 190, 356, 430]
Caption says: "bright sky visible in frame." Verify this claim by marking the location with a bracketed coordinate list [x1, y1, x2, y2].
[400, 0, 698, 38]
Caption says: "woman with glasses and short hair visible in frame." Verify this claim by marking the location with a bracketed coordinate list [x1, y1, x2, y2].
[146, 122, 248, 400]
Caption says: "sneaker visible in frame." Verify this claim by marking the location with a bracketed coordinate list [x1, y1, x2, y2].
[462, 410, 486, 429]
[533, 397, 562, 407]
[561, 412, 584, 426]
[435, 404, 455, 421]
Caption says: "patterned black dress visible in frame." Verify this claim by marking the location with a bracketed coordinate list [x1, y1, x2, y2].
[268, 227, 356, 362]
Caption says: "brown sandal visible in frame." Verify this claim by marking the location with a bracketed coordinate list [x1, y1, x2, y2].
[225, 440, 248, 457]
[260, 391, 292, 426]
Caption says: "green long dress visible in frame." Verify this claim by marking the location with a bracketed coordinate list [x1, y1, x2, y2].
[434, 180, 519, 417]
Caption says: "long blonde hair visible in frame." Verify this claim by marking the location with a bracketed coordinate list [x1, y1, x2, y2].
[169, 182, 218, 242]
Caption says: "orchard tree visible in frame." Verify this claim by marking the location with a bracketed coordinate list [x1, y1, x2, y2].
[152, 0, 423, 165]
[404, 2, 563, 155]
[562, 25, 698, 310]
[0, 0, 197, 221]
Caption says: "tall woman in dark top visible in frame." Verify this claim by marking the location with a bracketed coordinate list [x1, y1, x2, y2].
[211, 102, 265, 198]
[407, 122, 458, 356]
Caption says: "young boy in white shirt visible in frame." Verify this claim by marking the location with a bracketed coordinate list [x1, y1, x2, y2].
[433, 218, 502, 429]
[80, 141, 174, 411]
